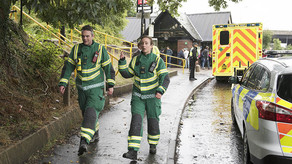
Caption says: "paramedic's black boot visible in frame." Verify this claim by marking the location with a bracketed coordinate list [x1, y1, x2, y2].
[122, 148, 137, 160]
[90, 131, 99, 143]
[149, 144, 157, 154]
[78, 137, 88, 156]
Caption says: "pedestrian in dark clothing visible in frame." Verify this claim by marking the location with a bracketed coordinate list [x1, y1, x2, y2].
[201, 46, 210, 70]
[189, 43, 198, 81]
[178, 49, 185, 66]
[166, 46, 173, 68]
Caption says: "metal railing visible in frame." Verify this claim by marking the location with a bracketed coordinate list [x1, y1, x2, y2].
[9, 5, 123, 75]
[10, 5, 74, 49]
[160, 53, 186, 73]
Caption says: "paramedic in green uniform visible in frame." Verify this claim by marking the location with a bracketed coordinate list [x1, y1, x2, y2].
[58, 25, 115, 156]
[119, 36, 170, 160]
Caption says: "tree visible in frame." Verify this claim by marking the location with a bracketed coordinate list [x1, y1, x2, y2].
[286, 44, 292, 50]
[273, 38, 282, 50]
[127, 0, 137, 17]
[148, 0, 242, 16]
[12, 0, 133, 28]
[208, 0, 242, 11]
[263, 30, 273, 50]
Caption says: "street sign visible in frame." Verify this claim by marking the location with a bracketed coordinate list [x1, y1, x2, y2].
[137, 0, 148, 6]
[137, 0, 152, 13]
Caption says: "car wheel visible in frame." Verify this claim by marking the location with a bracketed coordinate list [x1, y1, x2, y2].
[231, 98, 240, 132]
[231, 99, 236, 125]
[243, 128, 252, 164]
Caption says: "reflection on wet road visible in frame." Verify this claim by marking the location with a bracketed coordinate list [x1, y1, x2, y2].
[176, 80, 243, 164]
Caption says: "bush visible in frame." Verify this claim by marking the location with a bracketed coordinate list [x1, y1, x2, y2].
[26, 40, 63, 79]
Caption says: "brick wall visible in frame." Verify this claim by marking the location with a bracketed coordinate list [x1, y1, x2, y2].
[177, 39, 193, 52]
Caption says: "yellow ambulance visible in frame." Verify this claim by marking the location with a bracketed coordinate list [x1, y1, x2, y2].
[212, 23, 263, 81]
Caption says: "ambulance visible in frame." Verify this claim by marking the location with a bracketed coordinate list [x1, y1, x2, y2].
[212, 23, 263, 80]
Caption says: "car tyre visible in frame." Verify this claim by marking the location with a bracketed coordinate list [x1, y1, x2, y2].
[231, 99, 240, 132]
[243, 128, 252, 164]
[231, 99, 236, 125]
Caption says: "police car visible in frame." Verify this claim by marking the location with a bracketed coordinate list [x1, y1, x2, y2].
[229, 57, 292, 164]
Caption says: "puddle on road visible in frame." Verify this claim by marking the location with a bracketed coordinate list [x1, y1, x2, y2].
[176, 80, 243, 164]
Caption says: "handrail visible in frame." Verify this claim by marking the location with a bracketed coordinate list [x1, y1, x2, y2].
[160, 53, 185, 73]
[10, 5, 185, 73]
[10, 5, 74, 49]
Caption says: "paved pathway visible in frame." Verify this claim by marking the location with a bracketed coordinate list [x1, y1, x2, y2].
[41, 68, 213, 164]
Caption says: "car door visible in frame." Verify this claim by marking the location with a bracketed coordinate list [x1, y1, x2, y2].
[241, 64, 263, 130]
[233, 64, 256, 134]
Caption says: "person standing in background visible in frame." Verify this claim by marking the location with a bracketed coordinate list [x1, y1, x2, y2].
[184, 48, 189, 68]
[189, 43, 198, 81]
[165, 46, 173, 68]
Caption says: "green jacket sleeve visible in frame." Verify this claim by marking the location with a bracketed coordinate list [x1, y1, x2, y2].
[100, 45, 115, 87]
[58, 46, 76, 87]
[118, 57, 136, 78]
[156, 57, 170, 95]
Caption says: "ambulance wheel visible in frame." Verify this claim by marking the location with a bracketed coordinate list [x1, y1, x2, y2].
[243, 127, 252, 164]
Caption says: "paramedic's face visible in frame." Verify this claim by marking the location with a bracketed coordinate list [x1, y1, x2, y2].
[82, 30, 94, 46]
[141, 38, 153, 55]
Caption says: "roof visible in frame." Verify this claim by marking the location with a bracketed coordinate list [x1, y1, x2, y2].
[121, 11, 232, 42]
[271, 30, 292, 35]
[187, 12, 232, 42]
[120, 17, 149, 42]
[174, 12, 202, 41]
[257, 57, 292, 74]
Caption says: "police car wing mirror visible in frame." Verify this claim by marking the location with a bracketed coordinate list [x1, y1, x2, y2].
[228, 76, 239, 84]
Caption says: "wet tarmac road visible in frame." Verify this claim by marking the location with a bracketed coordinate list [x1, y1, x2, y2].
[176, 80, 244, 164]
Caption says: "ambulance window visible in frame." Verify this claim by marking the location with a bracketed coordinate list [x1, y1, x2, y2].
[246, 65, 262, 89]
[220, 31, 229, 45]
[241, 65, 255, 86]
[277, 74, 292, 103]
[256, 69, 270, 92]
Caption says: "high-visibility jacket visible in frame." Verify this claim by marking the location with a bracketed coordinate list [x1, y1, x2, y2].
[59, 40, 115, 89]
[118, 52, 169, 96]
[152, 46, 160, 56]
[189, 47, 198, 58]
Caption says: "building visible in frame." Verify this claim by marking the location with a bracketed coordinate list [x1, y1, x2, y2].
[271, 30, 292, 48]
[121, 11, 232, 55]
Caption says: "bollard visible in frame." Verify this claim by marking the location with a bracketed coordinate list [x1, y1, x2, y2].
[196, 64, 201, 72]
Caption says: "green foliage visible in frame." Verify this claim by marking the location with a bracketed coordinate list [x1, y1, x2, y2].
[208, 0, 242, 11]
[263, 30, 273, 50]
[148, 0, 187, 16]
[286, 44, 292, 50]
[273, 38, 282, 50]
[26, 40, 63, 77]
[127, 0, 137, 17]
[11, 0, 133, 29]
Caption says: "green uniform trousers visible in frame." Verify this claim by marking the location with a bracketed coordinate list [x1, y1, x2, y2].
[128, 93, 162, 151]
[78, 87, 105, 143]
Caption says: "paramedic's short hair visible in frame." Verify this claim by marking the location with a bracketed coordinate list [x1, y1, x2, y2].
[81, 25, 94, 36]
